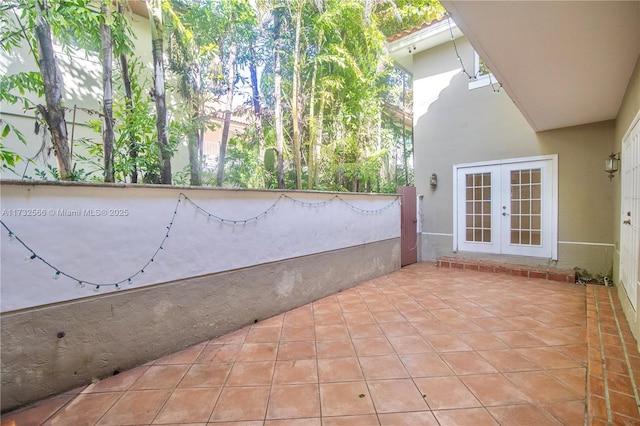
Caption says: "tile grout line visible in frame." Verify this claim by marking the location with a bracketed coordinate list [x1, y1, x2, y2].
[585, 285, 595, 426]
[356, 281, 389, 425]
[151, 342, 207, 425]
[404, 276, 503, 426]
[311, 301, 325, 425]
[393, 280, 438, 420]
[208, 330, 246, 423]
[262, 314, 285, 422]
[594, 285, 613, 424]
[607, 287, 640, 413]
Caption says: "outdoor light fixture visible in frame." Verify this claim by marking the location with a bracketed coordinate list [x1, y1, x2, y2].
[430, 173, 438, 188]
[605, 152, 620, 181]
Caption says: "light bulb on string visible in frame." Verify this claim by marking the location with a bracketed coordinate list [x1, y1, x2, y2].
[77, 281, 85, 289]
[93, 285, 100, 293]
[26, 253, 37, 262]
[53, 271, 61, 280]
[7, 231, 15, 241]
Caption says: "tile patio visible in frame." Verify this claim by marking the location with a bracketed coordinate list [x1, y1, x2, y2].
[3, 263, 640, 425]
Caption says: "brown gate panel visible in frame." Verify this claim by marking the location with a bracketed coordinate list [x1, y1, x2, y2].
[397, 186, 417, 266]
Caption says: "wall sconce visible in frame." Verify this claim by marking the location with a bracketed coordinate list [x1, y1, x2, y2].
[430, 173, 438, 188]
[605, 152, 620, 181]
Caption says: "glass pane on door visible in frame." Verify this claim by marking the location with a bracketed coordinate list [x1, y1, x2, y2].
[509, 168, 542, 246]
[465, 172, 492, 242]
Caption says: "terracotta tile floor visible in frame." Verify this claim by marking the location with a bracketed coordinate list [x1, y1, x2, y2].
[3, 263, 640, 425]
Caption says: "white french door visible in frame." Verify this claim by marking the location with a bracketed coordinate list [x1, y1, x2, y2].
[455, 156, 557, 259]
[620, 116, 640, 310]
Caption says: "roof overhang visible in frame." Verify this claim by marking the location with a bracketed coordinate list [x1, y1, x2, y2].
[387, 18, 463, 74]
[441, 0, 640, 132]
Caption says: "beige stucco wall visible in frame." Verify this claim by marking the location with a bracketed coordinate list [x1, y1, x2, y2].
[413, 37, 615, 276]
[612, 54, 640, 346]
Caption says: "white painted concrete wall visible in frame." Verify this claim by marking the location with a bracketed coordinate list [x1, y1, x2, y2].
[0, 182, 400, 312]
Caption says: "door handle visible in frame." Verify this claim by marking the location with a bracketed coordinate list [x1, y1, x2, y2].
[502, 212, 509, 216]
[623, 220, 631, 225]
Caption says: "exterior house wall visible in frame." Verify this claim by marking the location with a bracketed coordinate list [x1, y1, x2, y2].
[413, 37, 615, 276]
[0, 181, 401, 411]
[612, 54, 640, 345]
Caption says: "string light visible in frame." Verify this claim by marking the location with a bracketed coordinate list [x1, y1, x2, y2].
[0, 194, 182, 290]
[1, 192, 400, 291]
[446, 14, 501, 93]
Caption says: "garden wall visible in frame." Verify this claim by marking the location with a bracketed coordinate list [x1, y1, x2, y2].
[0, 181, 401, 411]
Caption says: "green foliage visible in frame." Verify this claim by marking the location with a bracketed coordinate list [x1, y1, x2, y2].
[28, 163, 95, 181]
[224, 136, 267, 188]
[0, 72, 43, 108]
[375, 0, 446, 37]
[1, 0, 433, 189]
[78, 58, 167, 183]
[0, 143, 23, 176]
[264, 147, 276, 172]
[0, 118, 30, 175]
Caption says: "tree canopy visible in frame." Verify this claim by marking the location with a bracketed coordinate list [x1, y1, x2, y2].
[0, 0, 445, 191]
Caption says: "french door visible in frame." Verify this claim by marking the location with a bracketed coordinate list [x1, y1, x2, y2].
[455, 156, 557, 259]
[620, 116, 639, 310]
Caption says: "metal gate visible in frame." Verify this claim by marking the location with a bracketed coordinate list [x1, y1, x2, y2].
[397, 186, 417, 266]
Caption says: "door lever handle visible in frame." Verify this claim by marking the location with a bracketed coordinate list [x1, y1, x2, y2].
[623, 220, 631, 225]
[502, 212, 509, 216]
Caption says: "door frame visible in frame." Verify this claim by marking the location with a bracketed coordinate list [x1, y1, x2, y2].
[619, 110, 640, 310]
[453, 154, 559, 260]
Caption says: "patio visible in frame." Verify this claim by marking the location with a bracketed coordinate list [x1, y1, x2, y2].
[3, 263, 639, 425]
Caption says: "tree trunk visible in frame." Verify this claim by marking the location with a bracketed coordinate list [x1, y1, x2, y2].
[188, 132, 200, 185]
[307, 59, 317, 190]
[147, 0, 172, 184]
[190, 91, 202, 186]
[402, 74, 408, 185]
[216, 41, 237, 187]
[290, 0, 303, 190]
[119, 53, 138, 183]
[101, 0, 114, 182]
[34, 0, 72, 180]
[186, 64, 203, 187]
[315, 92, 325, 187]
[249, 42, 264, 160]
[117, 3, 137, 183]
[273, 12, 285, 189]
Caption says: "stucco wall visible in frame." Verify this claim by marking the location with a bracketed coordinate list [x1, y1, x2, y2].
[0, 181, 401, 411]
[413, 37, 615, 276]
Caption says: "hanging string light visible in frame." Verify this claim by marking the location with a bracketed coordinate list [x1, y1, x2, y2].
[1, 192, 400, 290]
[446, 14, 501, 93]
[0, 195, 182, 290]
